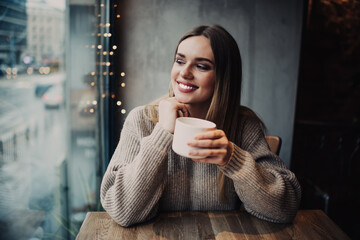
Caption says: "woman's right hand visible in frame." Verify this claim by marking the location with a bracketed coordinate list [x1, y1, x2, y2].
[158, 97, 190, 134]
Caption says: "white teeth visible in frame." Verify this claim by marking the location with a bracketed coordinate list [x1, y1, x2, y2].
[179, 83, 196, 90]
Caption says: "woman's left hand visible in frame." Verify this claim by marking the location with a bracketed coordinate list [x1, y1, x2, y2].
[187, 129, 233, 166]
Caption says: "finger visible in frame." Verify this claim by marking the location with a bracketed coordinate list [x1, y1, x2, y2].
[188, 139, 229, 148]
[177, 104, 190, 117]
[178, 104, 190, 117]
[194, 130, 225, 140]
[189, 148, 227, 157]
[168, 98, 189, 117]
[177, 110, 184, 117]
[191, 157, 223, 165]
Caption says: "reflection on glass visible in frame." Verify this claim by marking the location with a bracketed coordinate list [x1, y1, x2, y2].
[0, 0, 99, 239]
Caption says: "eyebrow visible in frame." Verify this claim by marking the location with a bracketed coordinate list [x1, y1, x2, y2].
[176, 53, 214, 65]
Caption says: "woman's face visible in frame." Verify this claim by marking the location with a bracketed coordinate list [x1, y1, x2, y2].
[171, 36, 215, 108]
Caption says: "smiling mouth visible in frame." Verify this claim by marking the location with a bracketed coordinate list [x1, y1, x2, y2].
[177, 82, 198, 90]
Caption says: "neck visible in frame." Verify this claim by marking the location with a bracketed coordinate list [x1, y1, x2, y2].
[186, 101, 211, 119]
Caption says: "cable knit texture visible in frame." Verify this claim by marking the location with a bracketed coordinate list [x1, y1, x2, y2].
[100, 106, 301, 227]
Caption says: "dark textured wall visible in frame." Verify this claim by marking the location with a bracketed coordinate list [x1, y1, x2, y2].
[118, 0, 304, 165]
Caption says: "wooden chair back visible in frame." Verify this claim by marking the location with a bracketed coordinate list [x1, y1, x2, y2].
[265, 136, 282, 155]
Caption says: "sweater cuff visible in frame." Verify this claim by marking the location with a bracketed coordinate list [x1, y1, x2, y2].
[149, 123, 174, 150]
[218, 143, 249, 176]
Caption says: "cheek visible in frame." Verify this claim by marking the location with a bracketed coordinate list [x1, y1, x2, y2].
[205, 78, 216, 98]
[171, 70, 176, 83]
[170, 65, 178, 81]
[204, 75, 215, 91]
[170, 69, 177, 92]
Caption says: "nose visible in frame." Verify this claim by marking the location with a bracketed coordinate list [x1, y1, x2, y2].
[180, 64, 193, 80]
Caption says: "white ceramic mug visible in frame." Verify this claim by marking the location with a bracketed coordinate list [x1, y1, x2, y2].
[172, 117, 216, 159]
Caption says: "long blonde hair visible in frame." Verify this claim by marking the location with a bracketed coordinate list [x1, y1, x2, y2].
[146, 25, 264, 202]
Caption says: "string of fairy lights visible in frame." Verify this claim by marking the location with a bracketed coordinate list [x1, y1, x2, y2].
[84, 1, 126, 116]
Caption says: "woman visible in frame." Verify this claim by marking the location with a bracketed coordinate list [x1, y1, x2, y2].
[100, 25, 301, 227]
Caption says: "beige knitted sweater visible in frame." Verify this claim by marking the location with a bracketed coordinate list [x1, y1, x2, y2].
[100, 106, 301, 227]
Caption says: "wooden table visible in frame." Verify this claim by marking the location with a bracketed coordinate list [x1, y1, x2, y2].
[76, 210, 350, 240]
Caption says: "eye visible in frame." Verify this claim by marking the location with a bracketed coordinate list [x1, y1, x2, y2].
[175, 58, 185, 65]
[197, 64, 211, 71]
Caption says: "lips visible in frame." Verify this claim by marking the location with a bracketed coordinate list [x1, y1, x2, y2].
[177, 81, 198, 93]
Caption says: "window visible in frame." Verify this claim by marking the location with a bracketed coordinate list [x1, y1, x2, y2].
[0, 0, 110, 239]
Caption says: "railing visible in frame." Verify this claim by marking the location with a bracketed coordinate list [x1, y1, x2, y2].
[0, 117, 42, 166]
[0, 116, 44, 216]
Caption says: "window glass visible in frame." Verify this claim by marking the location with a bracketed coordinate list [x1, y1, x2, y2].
[0, 0, 102, 239]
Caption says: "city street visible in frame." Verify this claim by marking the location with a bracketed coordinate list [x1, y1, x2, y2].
[0, 73, 68, 238]
[0, 72, 98, 239]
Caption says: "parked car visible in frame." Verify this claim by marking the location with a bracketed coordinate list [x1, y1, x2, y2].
[41, 84, 64, 109]
[35, 83, 53, 98]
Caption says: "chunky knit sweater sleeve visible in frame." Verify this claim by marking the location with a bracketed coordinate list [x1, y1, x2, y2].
[218, 118, 301, 223]
[100, 106, 173, 227]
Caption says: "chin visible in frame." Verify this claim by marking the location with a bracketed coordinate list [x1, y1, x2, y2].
[174, 96, 189, 104]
